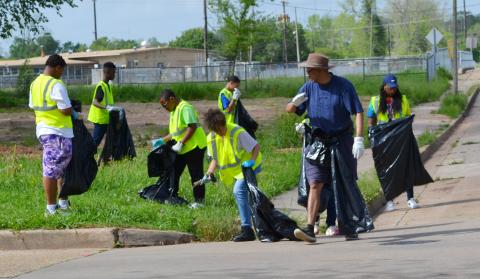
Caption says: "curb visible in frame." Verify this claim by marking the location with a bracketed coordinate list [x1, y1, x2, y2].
[0, 228, 197, 250]
[367, 88, 480, 217]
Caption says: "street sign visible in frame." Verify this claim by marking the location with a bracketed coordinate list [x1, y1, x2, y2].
[466, 37, 478, 49]
[426, 28, 444, 46]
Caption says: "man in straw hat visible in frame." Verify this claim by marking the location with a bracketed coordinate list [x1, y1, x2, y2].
[286, 53, 365, 243]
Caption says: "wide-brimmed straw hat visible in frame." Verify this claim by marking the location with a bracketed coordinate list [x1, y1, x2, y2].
[298, 53, 334, 69]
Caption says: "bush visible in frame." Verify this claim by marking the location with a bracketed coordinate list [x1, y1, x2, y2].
[437, 93, 468, 118]
[15, 62, 35, 99]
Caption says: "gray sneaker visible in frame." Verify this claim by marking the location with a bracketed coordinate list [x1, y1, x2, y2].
[294, 227, 316, 243]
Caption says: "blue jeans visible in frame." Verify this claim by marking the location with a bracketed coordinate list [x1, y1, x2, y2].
[93, 123, 108, 147]
[233, 179, 252, 227]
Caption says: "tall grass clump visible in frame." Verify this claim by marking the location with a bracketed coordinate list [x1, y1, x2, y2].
[437, 93, 468, 118]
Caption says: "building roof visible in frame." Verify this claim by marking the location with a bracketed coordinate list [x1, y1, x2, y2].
[0, 47, 204, 67]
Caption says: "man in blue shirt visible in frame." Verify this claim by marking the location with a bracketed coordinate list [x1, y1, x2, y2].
[286, 53, 365, 243]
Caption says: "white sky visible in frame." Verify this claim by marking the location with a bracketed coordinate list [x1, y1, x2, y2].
[0, 0, 475, 57]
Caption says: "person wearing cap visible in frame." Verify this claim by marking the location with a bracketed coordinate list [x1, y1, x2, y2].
[367, 74, 418, 211]
[88, 61, 117, 147]
[218, 75, 242, 124]
[286, 53, 365, 243]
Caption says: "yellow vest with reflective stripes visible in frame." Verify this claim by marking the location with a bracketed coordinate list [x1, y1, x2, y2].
[207, 123, 262, 186]
[370, 95, 411, 124]
[169, 100, 207, 155]
[88, 81, 114, 124]
[218, 88, 236, 124]
[30, 74, 72, 129]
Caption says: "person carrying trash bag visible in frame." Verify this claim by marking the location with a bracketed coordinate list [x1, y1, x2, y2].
[200, 108, 262, 242]
[295, 119, 339, 237]
[87, 62, 117, 147]
[156, 89, 208, 209]
[286, 53, 367, 243]
[367, 74, 431, 211]
[218, 75, 258, 138]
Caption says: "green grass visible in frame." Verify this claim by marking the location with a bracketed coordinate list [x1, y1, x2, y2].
[357, 170, 382, 204]
[417, 130, 438, 147]
[437, 93, 468, 118]
[1, 72, 450, 108]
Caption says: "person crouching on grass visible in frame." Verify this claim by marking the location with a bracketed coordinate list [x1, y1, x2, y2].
[201, 109, 262, 242]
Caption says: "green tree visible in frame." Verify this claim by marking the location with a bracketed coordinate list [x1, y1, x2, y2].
[0, 0, 77, 39]
[61, 41, 88, 53]
[16, 61, 35, 99]
[147, 37, 167, 48]
[209, 0, 258, 62]
[36, 32, 60, 55]
[9, 36, 39, 59]
[89, 37, 111, 51]
[169, 28, 220, 50]
[353, 0, 386, 57]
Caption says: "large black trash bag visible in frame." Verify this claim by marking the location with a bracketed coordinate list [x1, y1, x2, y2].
[61, 101, 98, 196]
[331, 143, 375, 235]
[297, 125, 332, 213]
[243, 167, 299, 242]
[234, 100, 258, 139]
[138, 143, 187, 205]
[98, 108, 136, 165]
[369, 115, 433, 201]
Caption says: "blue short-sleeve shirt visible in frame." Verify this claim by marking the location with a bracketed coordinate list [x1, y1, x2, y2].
[295, 74, 364, 136]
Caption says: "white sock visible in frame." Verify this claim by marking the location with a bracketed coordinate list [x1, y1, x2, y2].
[58, 199, 69, 209]
[46, 204, 57, 213]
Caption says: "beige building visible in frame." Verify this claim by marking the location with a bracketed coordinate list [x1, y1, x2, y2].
[0, 47, 206, 87]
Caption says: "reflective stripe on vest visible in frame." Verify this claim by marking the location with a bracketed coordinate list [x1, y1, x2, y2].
[171, 101, 188, 137]
[31, 77, 56, 111]
[218, 88, 235, 124]
[210, 125, 242, 170]
[88, 81, 114, 124]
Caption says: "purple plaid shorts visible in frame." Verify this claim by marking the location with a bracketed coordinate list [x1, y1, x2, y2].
[39, 134, 73, 179]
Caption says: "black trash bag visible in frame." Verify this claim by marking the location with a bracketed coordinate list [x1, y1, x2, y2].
[60, 101, 98, 196]
[98, 108, 136, 165]
[331, 143, 375, 234]
[369, 115, 433, 201]
[243, 167, 299, 242]
[297, 125, 332, 213]
[234, 100, 258, 139]
[138, 143, 187, 205]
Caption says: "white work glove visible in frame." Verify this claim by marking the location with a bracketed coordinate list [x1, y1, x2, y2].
[290, 92, 308, 107]
[295, 123, 305, 134]
[172, 141, 184, 153]
[232, 88, 241, 100]
[106, 105, 114, 112]
[352, 137, 365, 159]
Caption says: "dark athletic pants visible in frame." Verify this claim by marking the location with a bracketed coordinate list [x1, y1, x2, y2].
[173, 147, 206, 203]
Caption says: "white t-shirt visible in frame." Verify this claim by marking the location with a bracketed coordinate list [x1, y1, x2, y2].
[29, 82, 74, 139]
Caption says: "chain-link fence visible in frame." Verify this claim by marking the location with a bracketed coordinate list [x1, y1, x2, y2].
[426, 48, 476, 81]
[1, 56, 430, 89]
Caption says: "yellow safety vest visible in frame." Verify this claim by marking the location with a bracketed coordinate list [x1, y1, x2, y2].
[30, 74, 72, 129]
[370, 95, 411, 124]
[169, 100, 207, 155]
[207, 123, 262, 186]
[218, 88, 236, 124]
[88, 81, 114, 124]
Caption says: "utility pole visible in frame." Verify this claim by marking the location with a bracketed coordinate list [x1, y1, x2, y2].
[387, 25, 391, 58]
[463, 0, 467, 45]
[93, 0, 98, 41]
[369, 0, 374, 57]
[203, 0, 209, 81]
[453, 0, 458, 94]
[294, 7, 300, 63]
[282, 1, 288, 68]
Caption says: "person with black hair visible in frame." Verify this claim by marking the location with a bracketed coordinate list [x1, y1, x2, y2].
[87, 61, 117, 147]
[367, 74, 419, 211]
[29, 54, 78, 216]
[218, 75, 241, 124]
[157, 89, 207, 208]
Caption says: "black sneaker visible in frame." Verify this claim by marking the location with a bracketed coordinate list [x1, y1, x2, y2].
[294, 227, 316, 243]
[233, 226, 256, 242]
[345, 233, 359, 241]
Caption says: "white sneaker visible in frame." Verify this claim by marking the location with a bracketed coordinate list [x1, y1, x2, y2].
[325, 226, 339, 236]
[189, 202, 205, 209]
[385, 200, 396, 212]
[407, 198, 420, 209]
[314, 222, 320, 235]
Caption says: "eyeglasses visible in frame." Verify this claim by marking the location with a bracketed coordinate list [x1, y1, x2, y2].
[160, 102, 168, 109]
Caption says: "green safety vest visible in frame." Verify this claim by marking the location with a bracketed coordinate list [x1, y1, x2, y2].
[88, 81, 114, 124]
[207, 123, 262, 186]
[218, 88, 236, 124]
[169, 100, 207, 155]
[30, 74, 72, 129]
[370, 95, 411, 124]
